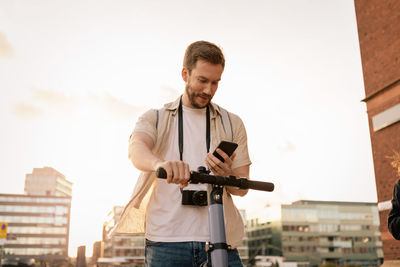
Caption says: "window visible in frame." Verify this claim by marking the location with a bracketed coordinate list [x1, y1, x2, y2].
[372, 103, 400, 131]
[4, 248, 65, 256]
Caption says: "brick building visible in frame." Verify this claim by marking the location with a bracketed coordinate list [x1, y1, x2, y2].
[354, 0, 400, 261]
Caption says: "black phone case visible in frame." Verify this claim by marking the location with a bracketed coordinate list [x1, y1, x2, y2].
[213, 141, 238, 162]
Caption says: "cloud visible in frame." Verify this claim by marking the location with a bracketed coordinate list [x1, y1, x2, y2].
[0, 32, 14, 58]
[12, 88, 144, 121]
[12, 103, 42, 119]
[31, 87, 76, 107]
[90, 93, 145, 120]
[277, 140, 296, 152]
[12, 88, 77, 119]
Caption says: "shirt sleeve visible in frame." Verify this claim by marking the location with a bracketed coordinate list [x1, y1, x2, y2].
[388, 179, 400, 240]
[132, 109, 158, 144]
[230, 113, 252, 170]
[128, 109, 158, 162]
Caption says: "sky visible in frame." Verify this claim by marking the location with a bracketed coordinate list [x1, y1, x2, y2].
[0, 0, 376, 257]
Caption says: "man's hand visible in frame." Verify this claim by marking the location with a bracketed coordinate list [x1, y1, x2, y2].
[206, 150, 250, 197]
[155, 160, 190, 188]
[206, 149, 236, 177]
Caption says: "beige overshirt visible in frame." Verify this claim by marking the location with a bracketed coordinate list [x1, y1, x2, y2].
[113, 96, 252, 248]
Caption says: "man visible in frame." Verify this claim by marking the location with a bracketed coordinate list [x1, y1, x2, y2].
[389, 179, 400, 240]
[116, 41, 251, 267]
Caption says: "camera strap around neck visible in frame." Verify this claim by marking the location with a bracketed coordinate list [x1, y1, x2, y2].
[178, 96, 210, 161]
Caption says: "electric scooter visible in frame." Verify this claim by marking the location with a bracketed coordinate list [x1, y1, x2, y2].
[156, 166, 274, 267]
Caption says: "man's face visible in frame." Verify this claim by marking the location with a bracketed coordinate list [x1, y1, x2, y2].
[182, 59, 224, 109]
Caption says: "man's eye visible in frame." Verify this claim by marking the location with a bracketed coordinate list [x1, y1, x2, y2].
[199, 79, 207, 83]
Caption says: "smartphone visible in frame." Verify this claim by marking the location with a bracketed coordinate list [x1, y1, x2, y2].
[212, 141, 238, 162]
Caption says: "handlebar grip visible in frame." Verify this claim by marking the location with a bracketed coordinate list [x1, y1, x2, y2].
[156, 167, 167, 179]
[242, 179, 274, 192]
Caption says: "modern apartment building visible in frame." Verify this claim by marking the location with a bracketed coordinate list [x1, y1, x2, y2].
[247, 200, 383, 267]
[0, 167, 72, 266]
[0, 193, 71, 265]
[99, 206, 145, 267]
[247, 218, 282, 263]
[25, 167, 72, 197]
[238, 209, 249, 265]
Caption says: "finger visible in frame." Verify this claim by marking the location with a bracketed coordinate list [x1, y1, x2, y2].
[165, 162, 173, 184]
[219, 163, 230, 174]
[210, 164, 218, 173]
[210, 151, 223, 164]
[217, 148, 230, 163]
[209, 160, 224, 176]
[205, 154, 213, 170]
[180, 182, 188, 189]
[220, 151, 235, 174]
[171, 162, 179, 184]
[206, 155, 218, 171]
[177, 161, 185, 184]
[211, 165, 223, 176]
[184, 163, 190, 184]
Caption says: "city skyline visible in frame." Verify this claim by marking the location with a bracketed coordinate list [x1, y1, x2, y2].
[0, 0, 377, 257]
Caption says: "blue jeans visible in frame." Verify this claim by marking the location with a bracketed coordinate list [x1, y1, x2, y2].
[145, 239, 243, 267]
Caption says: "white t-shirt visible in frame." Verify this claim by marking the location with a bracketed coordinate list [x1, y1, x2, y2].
[145, 105, 213, 242]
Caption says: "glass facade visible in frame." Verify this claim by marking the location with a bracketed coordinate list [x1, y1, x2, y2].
[7, 226, 67, 234]
[4, 248, 65, 256]
[5, 237, 67, 245]
[0, 204, 68, 214]
[0, 215, 68, 224]
[24, 167, 73, 197]
[0, 193, 71, 263]
[247, 201, 383, 267]
[0, 195, 70, 204]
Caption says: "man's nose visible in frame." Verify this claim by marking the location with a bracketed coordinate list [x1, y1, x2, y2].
[203, 83, 212, 94]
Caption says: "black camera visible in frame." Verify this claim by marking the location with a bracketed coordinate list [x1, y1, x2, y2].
[181, 190, 207, 206]
[181, 166, 209, 206]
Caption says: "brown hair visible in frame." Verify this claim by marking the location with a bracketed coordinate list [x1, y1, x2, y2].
[183, 41, 225, 73]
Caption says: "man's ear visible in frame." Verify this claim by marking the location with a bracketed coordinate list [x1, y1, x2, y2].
[181, 67, 189, 82]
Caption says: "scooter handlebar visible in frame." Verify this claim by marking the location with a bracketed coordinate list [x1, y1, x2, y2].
[240, 179, 274, 192]
[156, 167, 274, 192]
[156, 167, 167, 179]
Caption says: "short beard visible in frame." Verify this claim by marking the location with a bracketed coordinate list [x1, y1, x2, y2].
[185, 84, 211, 109]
